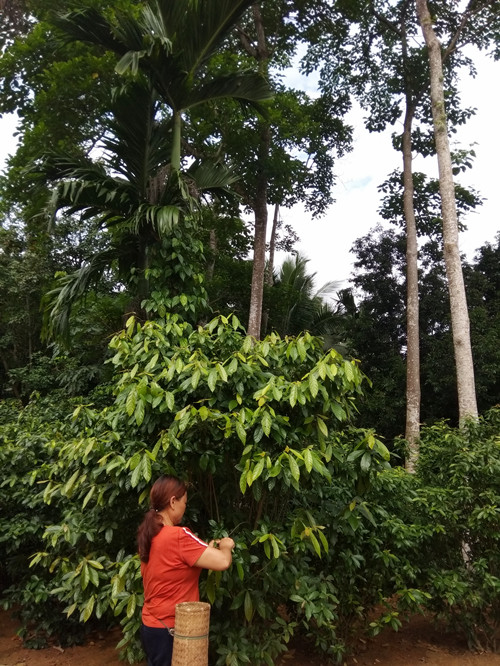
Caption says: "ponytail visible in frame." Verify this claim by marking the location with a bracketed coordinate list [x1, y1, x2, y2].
[137, 509, 163, 563]
[137, 475, 187, 563]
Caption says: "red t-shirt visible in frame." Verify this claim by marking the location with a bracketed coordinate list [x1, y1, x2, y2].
[141, 525, 208, 628]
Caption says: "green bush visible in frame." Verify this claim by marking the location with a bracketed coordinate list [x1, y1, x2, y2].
[1, 313, 394, 664]
[5, 312, 498, 662]
[414, 410, 500, 650]
[360, 409, 500, 652]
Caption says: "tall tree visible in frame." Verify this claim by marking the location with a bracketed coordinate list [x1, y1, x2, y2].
[414, 0, 491, 423]
[30, 0, 273, 337]
[300, 0, 497, 461]
[199, 2, 352, 338]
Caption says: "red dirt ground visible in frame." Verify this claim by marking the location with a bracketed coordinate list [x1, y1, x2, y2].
[1, 609, 500, 666]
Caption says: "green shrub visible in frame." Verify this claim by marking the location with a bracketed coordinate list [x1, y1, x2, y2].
[1, 313, 394, 664]
[414, 410, 500, 650]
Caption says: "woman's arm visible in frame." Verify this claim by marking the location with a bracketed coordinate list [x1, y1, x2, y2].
[194, 537, 235, 571]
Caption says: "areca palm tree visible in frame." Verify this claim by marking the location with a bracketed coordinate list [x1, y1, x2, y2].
[42, 0, 272, 340]
[41, 79, 247, 339]
[53, 0, 272, 171]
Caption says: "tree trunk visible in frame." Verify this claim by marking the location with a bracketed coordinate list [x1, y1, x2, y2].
[247, 140, 269, 338]
[260, 203, 279, 336]
[246, 3, 270, 339]
[402, 98, 421, 471]
[205, 228, 217, 283]
[416, 0, 478, 422]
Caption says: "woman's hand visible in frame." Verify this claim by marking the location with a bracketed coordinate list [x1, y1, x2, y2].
[195, 537, 235, 571]
[218, 537, 235, 550]
[208, 537, 235, 550]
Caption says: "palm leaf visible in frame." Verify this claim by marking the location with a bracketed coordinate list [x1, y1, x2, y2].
[42, 248, 120, 343]
[52, 8, 131, 55]
[183, 72, 273, 111]
[167, 0, 257, 75]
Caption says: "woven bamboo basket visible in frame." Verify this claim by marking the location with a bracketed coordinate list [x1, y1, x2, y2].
[171, 601, 211, 666]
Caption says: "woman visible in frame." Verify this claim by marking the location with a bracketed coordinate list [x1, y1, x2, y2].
[137, 475, 234, 666]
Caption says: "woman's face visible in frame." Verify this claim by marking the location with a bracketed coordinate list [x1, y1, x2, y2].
[171, 491, 187, 525]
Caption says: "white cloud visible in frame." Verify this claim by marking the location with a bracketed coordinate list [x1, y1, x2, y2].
[0, 113, 19, 173]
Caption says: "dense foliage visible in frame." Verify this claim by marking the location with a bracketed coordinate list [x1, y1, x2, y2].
[1, 312, 391, 664]
[1, 0, 500, 664]
[1, 315, 499, 663]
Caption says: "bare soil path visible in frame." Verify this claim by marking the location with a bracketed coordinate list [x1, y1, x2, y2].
[2, 610, 500, 666]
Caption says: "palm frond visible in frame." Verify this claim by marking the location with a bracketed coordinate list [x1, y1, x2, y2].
[52, 8, 130, 55]
[188, 160, 240, 191]
[104, 81, 171, 194]
[313, 280, 343, 300]
[170, 0, 256, 75]
[127, 203, 181, 237]
[42, 248, 120, 343]
[184, 72, 273, 111]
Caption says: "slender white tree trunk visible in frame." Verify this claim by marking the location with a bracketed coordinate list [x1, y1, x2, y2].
[402, 98, 421, 472]
[416, 0, 478, 422]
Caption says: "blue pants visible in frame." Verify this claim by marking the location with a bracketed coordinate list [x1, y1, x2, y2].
[140, 624, 174, 666]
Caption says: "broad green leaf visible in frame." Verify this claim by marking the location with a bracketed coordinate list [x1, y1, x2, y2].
[208, 368, 217, 392]
[63, 470, 80, 497]
[271, 535, 280, 559]
[244, 591, 253, 622]
[318, 530, 329, 553]
[360, 452, 371, 473]
[131, 459, 143, 487]
[317, 418, 328, 437]
[142, 454, 152, 482]
[164, 392, 175, 410]
[331, 402, 345, 421]
[242, 336, 252, 354]
[297, 338, 306, 360]
[126, 594, 137, 618]
[88, 566, 99, 587]
[309, 531, 321, 557]
[135, 399, 145, 426]
[82, 485, 95, 509]
[344, 360, 355, 381]
[251, 457, 265, 484]
[81, 595, 95, 623]
[288, 454, 300, 482]
[308, 373, 319, 398]
[191, 369, 201, 389]
[261, 411, 272, 437]
[145, 353, 159, 372]
[236, 421, 247, 444]
[217, 363, 228, 382]
[65, 602, 77, 618]
[126, 389, 137, 417]
[80, 564, 90, 590]
[303, 448, 313, 473]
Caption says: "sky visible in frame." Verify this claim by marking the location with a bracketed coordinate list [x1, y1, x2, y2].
[276, 52, 499, 291]
[1, 52, 498, 294]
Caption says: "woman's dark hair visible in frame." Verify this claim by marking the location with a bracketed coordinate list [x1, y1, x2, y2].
[137, 475, 187, 563]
